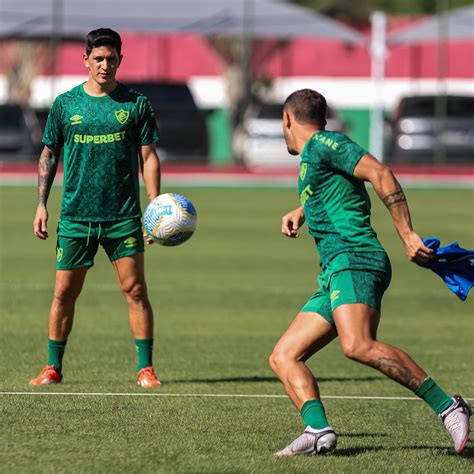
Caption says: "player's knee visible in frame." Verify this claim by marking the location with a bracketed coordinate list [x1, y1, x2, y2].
[341, 340, 374, 363]
[269, 348, 291, 374]
[342, 346, 359, 361]
[53, 284, 80, 305]
[268, 352, 278, 373]
[121, 280, 148, 303]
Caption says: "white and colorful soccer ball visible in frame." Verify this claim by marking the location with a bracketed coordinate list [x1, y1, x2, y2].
[143, 193, 197, 246]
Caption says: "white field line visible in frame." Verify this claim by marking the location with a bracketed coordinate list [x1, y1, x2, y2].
[0, 281, 452, 297]
[1, 392, 473, 401]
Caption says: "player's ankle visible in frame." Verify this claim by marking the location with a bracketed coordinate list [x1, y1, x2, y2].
[301, 399, 331, 430]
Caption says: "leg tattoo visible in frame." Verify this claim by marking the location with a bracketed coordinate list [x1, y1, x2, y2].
[368, 357, 422, 391]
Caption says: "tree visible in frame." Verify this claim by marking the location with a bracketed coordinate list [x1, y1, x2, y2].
[2, 40, 55, 104]
[292, 0, 474, 23]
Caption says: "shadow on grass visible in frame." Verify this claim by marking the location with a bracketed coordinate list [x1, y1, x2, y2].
[339, 432, 390, 438]
[400, 445, 474, 458]
[332, 446, 385, 456]
[331, 445, 472, 457]
[168, 376, 382, 384]
[460, 446, 474, 459]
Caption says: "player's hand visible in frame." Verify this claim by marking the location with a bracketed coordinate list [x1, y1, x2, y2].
[33, 205, 48, 239]
[404, 231, 435, 265]
[281, 207, 305, 238]
[143, 231, 154, 246]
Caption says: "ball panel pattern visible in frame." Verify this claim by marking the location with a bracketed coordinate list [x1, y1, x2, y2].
[172, 193, 197, 217]
[143, 193, 197, 246]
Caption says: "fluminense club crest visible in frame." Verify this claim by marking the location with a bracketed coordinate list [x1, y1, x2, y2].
[115, 109, 130, 125]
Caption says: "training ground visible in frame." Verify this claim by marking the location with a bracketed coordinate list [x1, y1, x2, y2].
[1, 163, 473, 472]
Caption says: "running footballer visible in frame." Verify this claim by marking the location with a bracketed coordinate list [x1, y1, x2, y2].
[270, 89, 471, 456]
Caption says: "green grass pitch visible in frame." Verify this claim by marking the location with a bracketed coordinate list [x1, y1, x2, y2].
[0, 185, 473, 473]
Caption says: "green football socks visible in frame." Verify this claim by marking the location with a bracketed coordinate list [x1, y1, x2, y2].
[415, 377, 453, 415]
[47, 339, 67, 372]
[301, 399, 331, 430]
[135, 338, 154, 372]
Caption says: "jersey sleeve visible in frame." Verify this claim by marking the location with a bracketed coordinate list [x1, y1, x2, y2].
[320, 135, 367, 176]
[138, 97, 160, 146]
[42, 98, 64, 149]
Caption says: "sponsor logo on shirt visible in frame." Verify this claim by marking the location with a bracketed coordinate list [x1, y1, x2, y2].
[73, 131, 126, 144]
[124, 237, 137, 249]
[300, 184, 313, 206]
[69, 115, 83, 125]
[115, 109, 130, 125]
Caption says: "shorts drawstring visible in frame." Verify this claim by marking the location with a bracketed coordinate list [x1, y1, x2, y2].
[86, 222, 103, 244]
[86, 222, 92, 246]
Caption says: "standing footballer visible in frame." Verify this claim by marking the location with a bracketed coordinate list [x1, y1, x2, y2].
[30, 28, 161, 388]
[270, 89, 471, 455]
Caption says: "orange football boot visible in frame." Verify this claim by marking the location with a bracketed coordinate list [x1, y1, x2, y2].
[29, 365, 63, 385]
[137, 366, 161, 387]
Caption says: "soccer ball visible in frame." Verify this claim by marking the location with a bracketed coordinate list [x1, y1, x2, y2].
[143, 193, 197, 246]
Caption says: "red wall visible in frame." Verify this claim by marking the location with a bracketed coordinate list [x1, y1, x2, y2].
[1, 16, 472, 80]
[56, 34, 474, 79]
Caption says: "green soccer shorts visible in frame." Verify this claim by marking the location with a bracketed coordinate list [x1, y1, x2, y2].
[55, 218, 145, 270]
[300, 251, 392, 326]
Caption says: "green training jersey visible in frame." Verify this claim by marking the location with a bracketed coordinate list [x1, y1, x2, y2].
[298, 130, 384, 268]
[42, 83, 160, 222]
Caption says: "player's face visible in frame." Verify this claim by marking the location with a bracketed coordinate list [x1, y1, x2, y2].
[282, 108, 299, 156]
[83, 46, 122, 86]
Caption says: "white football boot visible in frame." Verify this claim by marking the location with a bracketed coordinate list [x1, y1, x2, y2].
[439, 395, 472, 454]
[274, 426, 337, 457]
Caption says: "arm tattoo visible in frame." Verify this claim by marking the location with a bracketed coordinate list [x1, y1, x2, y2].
[368, 357, 422, 391]
[382, 188, 407, 209]
[38, 146, 60, 206]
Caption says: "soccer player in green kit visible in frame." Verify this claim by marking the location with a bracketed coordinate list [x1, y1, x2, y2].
[270, 89, 471, 456]
[30, 29, 161, 388]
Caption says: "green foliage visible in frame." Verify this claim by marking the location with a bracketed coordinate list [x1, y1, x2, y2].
[293, 0, 474, 22]
[1, 186, 473, 472]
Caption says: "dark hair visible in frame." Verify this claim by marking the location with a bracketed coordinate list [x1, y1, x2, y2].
[85, 28, 122, 56]
[284, 89, 327, 128]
